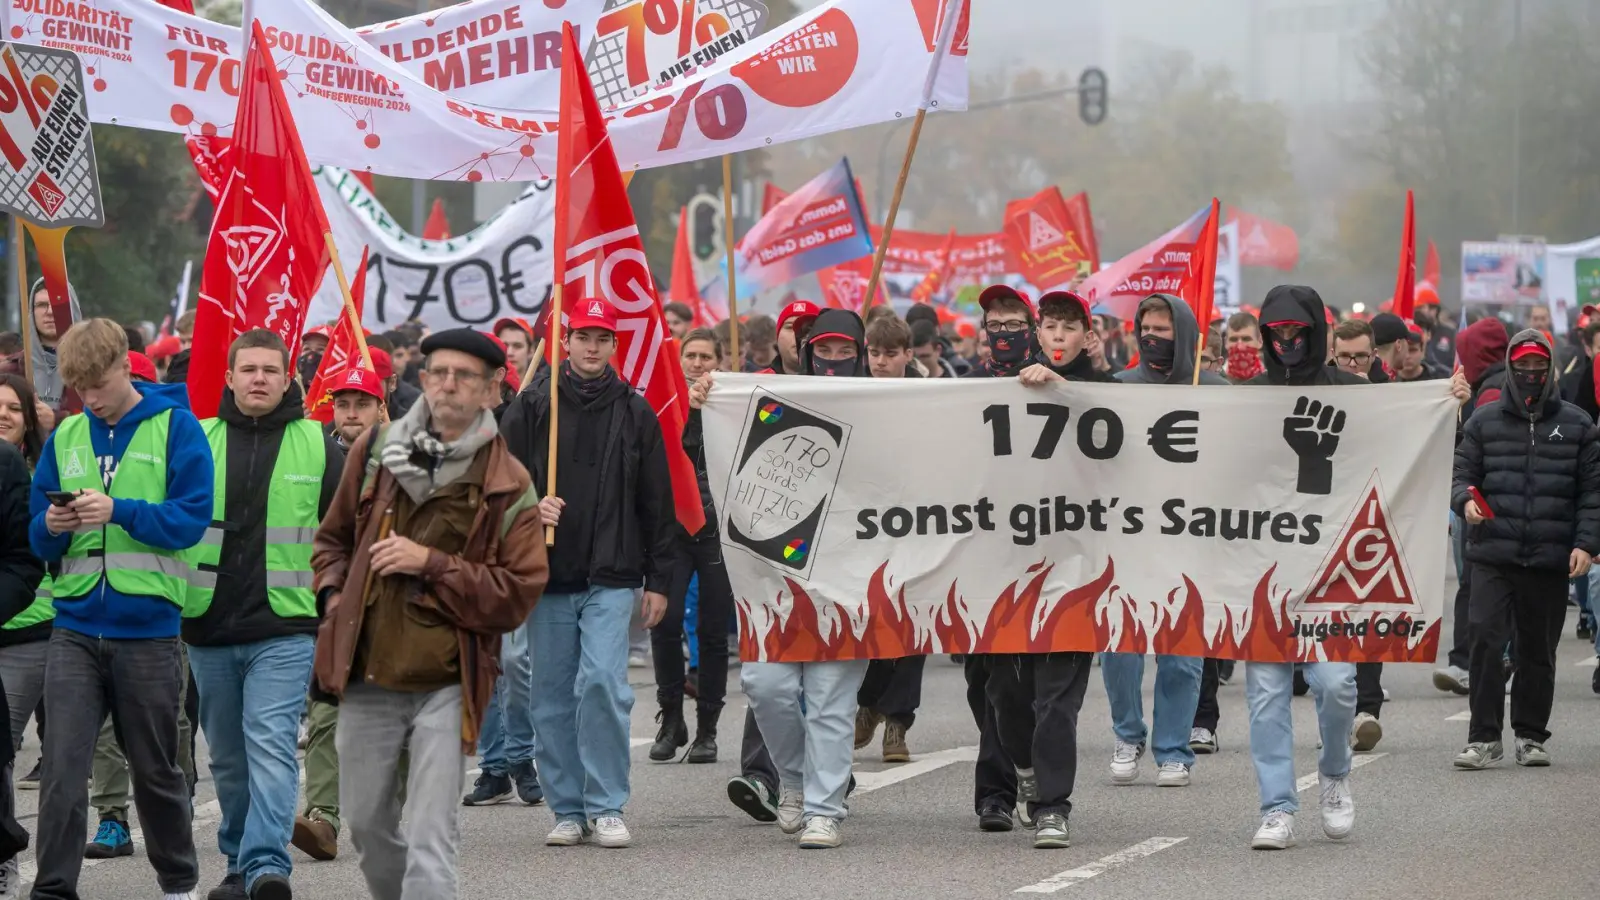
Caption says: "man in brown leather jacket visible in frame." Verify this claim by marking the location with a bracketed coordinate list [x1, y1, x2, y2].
[311, 328, 548, 900]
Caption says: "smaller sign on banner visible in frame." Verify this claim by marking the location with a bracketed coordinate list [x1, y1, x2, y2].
[1462, 241, 1546, 306]
[0, 42, 103, 229]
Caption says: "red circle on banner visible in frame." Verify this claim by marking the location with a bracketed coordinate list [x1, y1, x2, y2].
[356, 119, 368, 131]
[201, 122, 218, 137]
[8, 27, 21, 39]
[732, 8, 858, 109]
[93, 79, 106, 92]
[520, 144, 534, 157]
[365, 134, 381, 149]
[545, 0, 566, 8]
[467, 171, 483, 182]
[171, 105, 195, 127]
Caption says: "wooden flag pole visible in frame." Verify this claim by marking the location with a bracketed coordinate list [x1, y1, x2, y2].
[862, 109, 928, 312]
[722, 154, 740, 365]
[544, 282, 564, 546]
[12, 221, 31, 384]
[322, 234, 373, 371]
[521, 338, 545, 391]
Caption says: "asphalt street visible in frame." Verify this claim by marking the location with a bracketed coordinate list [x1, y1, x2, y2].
[11, 599, 1600, 899]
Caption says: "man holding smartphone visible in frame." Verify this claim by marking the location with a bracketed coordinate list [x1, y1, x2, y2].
[27, 318, 214, 900]
[1452, 330, 1600, 770]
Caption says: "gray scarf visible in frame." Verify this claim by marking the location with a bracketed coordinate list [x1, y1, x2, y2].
[380, 395, 499, 503]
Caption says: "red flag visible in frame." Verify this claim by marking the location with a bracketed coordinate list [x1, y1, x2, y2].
[910, 228, 956, 304]
[423, 198, 451, 241]
[669, 207, 711, 325]
[1180, 199, 1222, 354]
[190, 22, 333, 419]
[1424, 239, 1441, 286]
[304, 247, 372, 423]
[157, 0, 195, 12]
[1003, 187, 1096, 289]
[1064, 191, 1099, 269]
[352, 171, 376, 193]
[761, 183, 789, 216]
[552, 22, 705, 536]
[1393, 190, 1417, 320]
[1226, 208, 1301, 271]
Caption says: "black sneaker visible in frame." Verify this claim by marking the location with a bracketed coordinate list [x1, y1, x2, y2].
[461, 771, 514, 806]
[978, 799, 1015, 832]
[510, 760, 544, 806]
[1578, 615, 1595, 641]
[206, 872, 247, 900]
[1592, 666, 1600, 696]
[17, 759, 39, 790]
[83, 817, 133, 859]
[249, 873, 292, 900]
[726, 775, 778, 822]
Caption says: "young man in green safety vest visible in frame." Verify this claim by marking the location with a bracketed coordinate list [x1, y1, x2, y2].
[182, 329, 344, 900]
[28, 317, 213, 900]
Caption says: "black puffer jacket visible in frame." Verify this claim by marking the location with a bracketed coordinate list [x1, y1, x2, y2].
[1453, 329, 1600, 572]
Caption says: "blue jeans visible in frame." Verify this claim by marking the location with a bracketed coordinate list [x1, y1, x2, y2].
[1588, 567, 1600, 654]
[1100, 652, 1202, 766]
[685, 573, 700, 670]
[742, 659, 869, 820]
[528, 586, 637, 821]
[1245, 661, 1355, 815]
[477, 620, 538, 776]
[188, 635, 315, 889]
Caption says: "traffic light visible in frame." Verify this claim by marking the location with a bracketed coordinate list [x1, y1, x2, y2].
[690, 197, 721, 263]
[1078, 67, 1108, 126]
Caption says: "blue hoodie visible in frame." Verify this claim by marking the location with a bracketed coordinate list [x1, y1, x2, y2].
[29, 381, 213, 639]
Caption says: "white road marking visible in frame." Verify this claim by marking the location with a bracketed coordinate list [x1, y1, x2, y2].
[1577, 655, 1597, 668]
[853, 745, 978, 794]
[1294, 751, 1386, 793]
[1014, 837, 1189, 893]
[1446, 710, 1472, 721]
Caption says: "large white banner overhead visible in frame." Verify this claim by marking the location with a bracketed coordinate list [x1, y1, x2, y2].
[701, 376, 1455, 664]
[307, 165, 556, 333]
[8, 0, 970, 180]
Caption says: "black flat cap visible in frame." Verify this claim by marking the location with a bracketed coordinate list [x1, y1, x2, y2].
[1369, 313, 1410, 347]
[420, 328, 506, 369]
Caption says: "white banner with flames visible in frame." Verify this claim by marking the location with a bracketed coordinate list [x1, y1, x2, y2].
[701, 376, 1456, 664]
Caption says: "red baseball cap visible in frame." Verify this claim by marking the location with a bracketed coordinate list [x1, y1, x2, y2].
[956, 320, 977, 339]
[303, 324, 332, 341]
[128, 351, 157, 383]
[368, 347, 393, 380]
[979, 284, 1033, 314]
[493, 317, 534, 341]
[332, 366, 385, 401]
[146, 335, 181, 361]
[568, 297, 618, 333]
[1037, 290, 1091, 322]
[1510, 341, 1550, 362]
[777, 300, 820, 335]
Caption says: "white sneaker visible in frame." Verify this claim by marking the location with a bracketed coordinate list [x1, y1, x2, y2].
[161, 894, 198, 900]
[1110, 740, 1144, 784]
[798, 816, 842, 849]
[545, 819, 588, 846]
[1350, 712, 1383, 752]
[1156, 761, 1191, 787]
[1319, 775, 1354, 840]
[592, 815, 631, 848]
[1251, 810, 1296, 850]
[0, 858, 17, 900]
[1432, 665, 1470, 695]
[1188, 727, 1218, 754]
[776, 788, 805, 834]
[1014, 768, 1038, 827]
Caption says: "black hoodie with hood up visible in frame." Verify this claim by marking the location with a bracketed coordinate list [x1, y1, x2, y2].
[1246, 285, 1367, 386]
[1453, 329, 1600, 572]
[1114, 293, 1230, 386]
[801, 309, 871, 378]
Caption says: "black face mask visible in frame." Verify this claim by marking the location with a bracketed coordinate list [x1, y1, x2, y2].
[1414, 309, 1435, 328]
[811, 355, 858, 377]
[989, 329, 1031, 367]
[1271, 335, 1310, 368]
[1513, 369, 1547, 405]
[1139, 334, 1176, 370]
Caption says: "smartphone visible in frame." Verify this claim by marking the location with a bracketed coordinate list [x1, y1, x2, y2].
[1466, 486, 1494, 520]
[45, 490, 78, 507]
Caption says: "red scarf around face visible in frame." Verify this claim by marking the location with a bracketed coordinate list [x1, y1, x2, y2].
[1226, 344, 1264, 381]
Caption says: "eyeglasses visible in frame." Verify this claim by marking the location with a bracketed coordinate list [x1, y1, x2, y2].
[422, 367, 488, 386]
[985, 320, 1029, 334]
[1334, 353, 1372, 367]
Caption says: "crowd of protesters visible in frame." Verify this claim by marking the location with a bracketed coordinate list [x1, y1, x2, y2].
[0, 273, 1593, 899]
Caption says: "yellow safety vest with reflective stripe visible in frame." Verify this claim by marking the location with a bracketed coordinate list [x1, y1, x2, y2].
[3, 573, 54, 630]
[182, 418, 324, 620]
[51, 411, 188, 603]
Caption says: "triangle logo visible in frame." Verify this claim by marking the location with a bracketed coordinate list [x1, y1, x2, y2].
[62, 448, 85, 480]
[1243, 223, 1271, 254]
[1027, 211, 1064, 252]
[1296, 473, 1421, 615]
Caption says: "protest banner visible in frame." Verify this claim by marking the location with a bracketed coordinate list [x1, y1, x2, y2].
[1228, 207, 1300, 271]
[701, 376, 1454, 665]
[1079, 204, 1212, 321]
[0, 40, 103, 412]
[710, 157, 873, 304]
[1001, 187, 1096, 291]
[1462, 240, 1545, 306]
[20, 0, 967, 180]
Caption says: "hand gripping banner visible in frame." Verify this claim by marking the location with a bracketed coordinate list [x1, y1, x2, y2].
[701, 377, 1456, 665]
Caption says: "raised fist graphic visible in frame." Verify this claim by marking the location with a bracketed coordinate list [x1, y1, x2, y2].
[1283, 396, 1345, 495]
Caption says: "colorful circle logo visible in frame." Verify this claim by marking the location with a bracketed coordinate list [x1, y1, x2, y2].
[783, 539, 808, 562]
[759, 402, 784, 424]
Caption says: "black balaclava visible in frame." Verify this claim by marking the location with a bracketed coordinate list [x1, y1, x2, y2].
[1138, 333, 1176, 370]
[1271, 328, 1311, 368]
[988, 325, 1032, 368]
[811, 355, 859, 377]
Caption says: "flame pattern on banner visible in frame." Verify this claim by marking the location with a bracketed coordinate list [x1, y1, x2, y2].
[734, 559, 1440, 664]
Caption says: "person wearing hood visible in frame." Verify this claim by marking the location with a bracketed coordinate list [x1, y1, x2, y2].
[24, 279, 82, 415]
[1114, 293, 1231, 386]
[1451, 330, 1600, 771]
[181, 329, 344, 900]
[499, 299, 674, 850]
[1245, 285, 1367, 387]
[732, 307, 871, 850]
[28, 318, 212, 900]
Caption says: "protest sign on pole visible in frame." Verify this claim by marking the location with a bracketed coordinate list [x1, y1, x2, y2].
[1462, 240, 1545, 306]
[0, 41, 104, 413]
[1078, 205, 1212, 321]
[1002, 187, 1096, 291]
[701, 375, 1454, 664]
